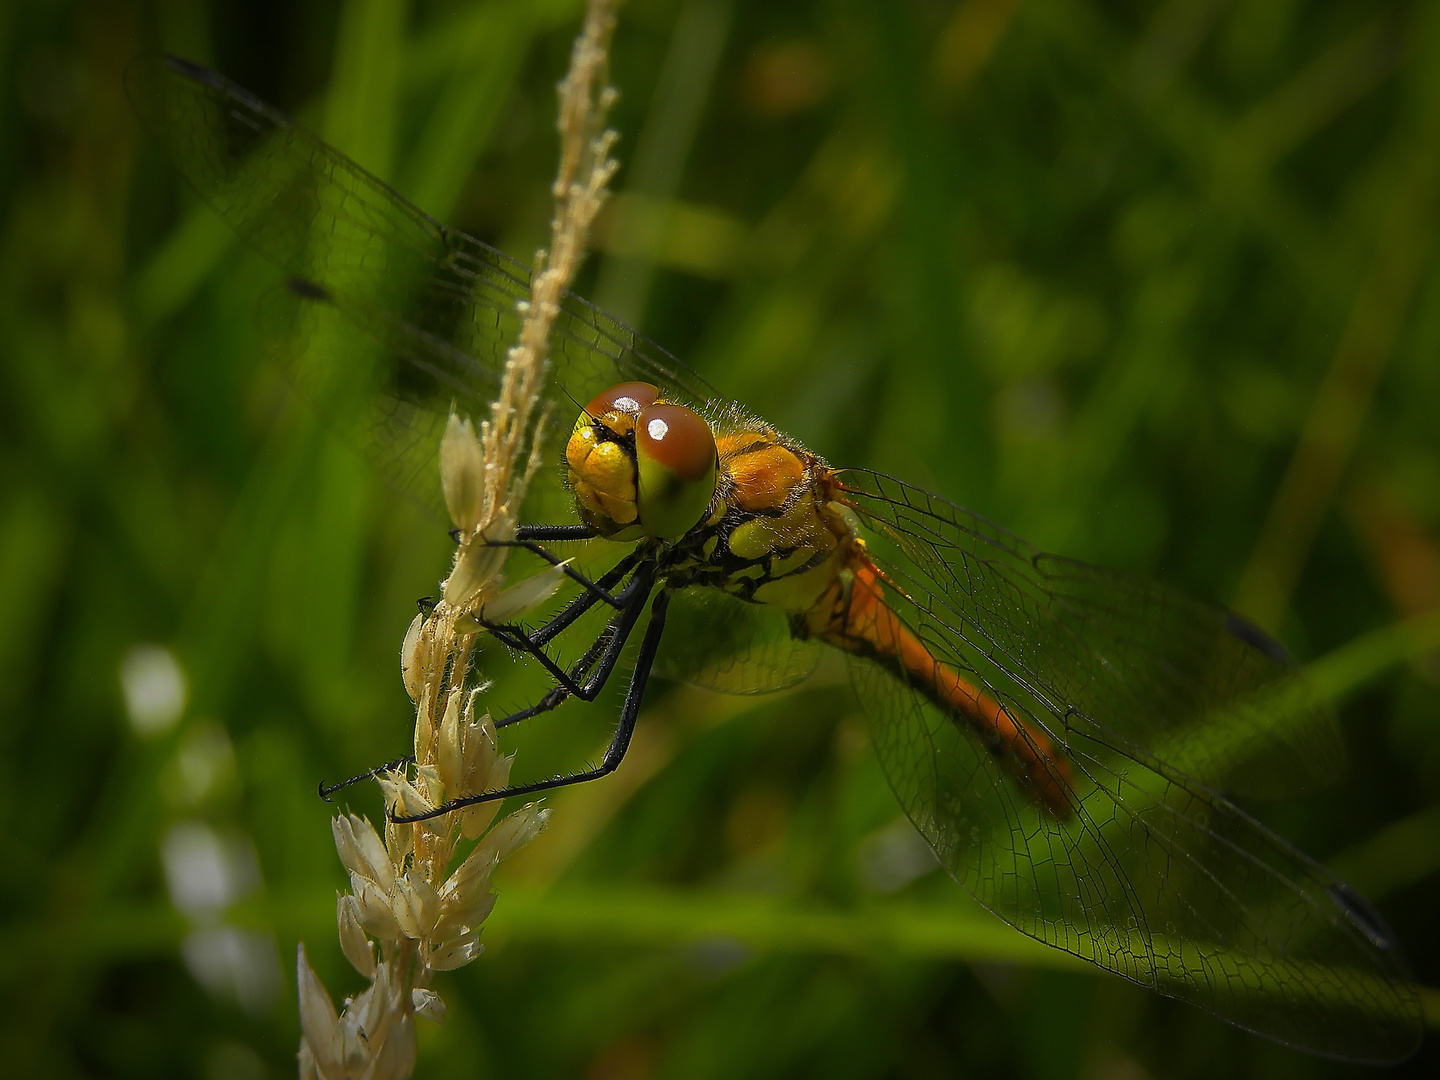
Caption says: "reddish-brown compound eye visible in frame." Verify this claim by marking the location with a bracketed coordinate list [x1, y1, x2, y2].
[585, 382, 659, 420]
[635, 403, 718, 539]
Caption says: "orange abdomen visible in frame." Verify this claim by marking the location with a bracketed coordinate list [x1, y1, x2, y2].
[816, 553, 1074, 818]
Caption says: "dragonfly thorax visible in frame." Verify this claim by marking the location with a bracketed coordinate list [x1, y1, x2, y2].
[664, 426, 855, 616]
[566, 382, 718, 541]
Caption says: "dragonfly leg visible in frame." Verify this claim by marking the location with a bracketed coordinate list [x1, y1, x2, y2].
[314, 554, 647, 805]
[318, 753, 418, 801]
[484, 523, 627, 609]
[389, 588, 672, 824]
[515, 524, 599, 542]
[320, 593, 641, 804]
[313, 627, 612, 806]
[480, 556, 652, 695]
[514, 550, 639, 647]
[444, 521, 592, 545]
[492, 606, 623, 728]
[487, 554, 662, 730]
[483, 614, 614, 700]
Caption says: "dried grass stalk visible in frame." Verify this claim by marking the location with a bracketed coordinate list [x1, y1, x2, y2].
[298, 3, 622, 1076]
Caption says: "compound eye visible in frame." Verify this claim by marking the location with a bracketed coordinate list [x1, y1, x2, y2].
[635, 403, 717, 539]
[585, 382, 659, 421]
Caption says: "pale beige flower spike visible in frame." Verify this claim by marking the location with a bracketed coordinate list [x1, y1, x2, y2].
[297, 2, 623, 1077]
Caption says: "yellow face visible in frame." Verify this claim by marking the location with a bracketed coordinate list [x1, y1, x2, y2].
[565, 382, 718, 541]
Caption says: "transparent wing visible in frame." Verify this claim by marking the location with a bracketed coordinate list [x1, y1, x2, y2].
[834, 468, 1421, 1062]
[126, 53, 720, 520]
[658, 588, 821, 694]
[834, 470, 1344, 796]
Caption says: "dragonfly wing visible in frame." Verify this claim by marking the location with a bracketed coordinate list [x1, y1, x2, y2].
[658, 587, 822, 694]
[126, 54, 719, 518]
[832, 469, 1421, 1062]
[253, 282, 462, 522]
[852, 650, 1420, 1060]
[832, 469, 1343, 797]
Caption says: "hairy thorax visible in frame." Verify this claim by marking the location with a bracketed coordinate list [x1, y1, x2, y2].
[665, 423, 854, 614]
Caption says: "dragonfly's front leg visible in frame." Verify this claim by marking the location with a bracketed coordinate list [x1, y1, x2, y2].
[484, 524, 633, 614]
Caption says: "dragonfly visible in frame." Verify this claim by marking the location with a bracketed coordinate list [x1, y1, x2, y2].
[127, 53, 1423, 1062]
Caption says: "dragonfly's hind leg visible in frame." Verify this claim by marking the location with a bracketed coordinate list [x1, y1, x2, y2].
[389, 588, 673, 824]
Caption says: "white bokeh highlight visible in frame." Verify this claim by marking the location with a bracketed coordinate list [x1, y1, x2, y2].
[120, 643, 187, 735]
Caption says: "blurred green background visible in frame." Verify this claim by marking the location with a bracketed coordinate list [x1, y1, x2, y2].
[3, 0, 1440, 1076]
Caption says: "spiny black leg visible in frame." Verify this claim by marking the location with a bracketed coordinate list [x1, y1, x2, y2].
[481, 554, 648, 673]
[490, 615, 624, 729]
[484, 622, 601, 697]
[516, 524, 597, 542]
[314, 604, 624, 804]
[486, 561, 654, 704]
[485, 534, 626, 608]
[596, 587, 671, 770]
[493, 607, 627, 729]
[389, 588, 673, 824]
[319, 753, 417, 801]
[449, 524, 593, 548]
[319, 553, 645, 806]
[492, 685, 571, 730]
[314, 603, 629, 803]
[530, 551, 639, 647]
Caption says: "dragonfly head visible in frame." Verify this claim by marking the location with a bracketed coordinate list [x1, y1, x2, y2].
[566, 382, 717, 541]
